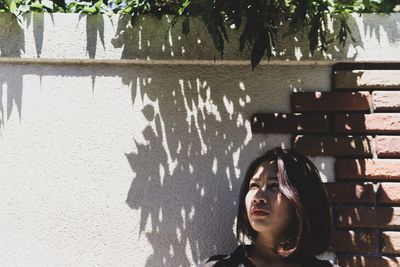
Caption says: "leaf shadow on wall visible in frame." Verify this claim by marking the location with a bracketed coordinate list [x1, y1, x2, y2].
[123, 66, 270, 266]
[85, 14, 105, 59]
[0, 13, 47, 134]
[0, 14, 25, 133]
[112, 15, 179, 60]
[29, 13, 45, 58]
[333, 204, 396, 267]
[361, 14, 400, 46]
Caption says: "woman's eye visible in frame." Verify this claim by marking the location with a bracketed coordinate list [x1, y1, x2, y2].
[268, 183, 280, 191]
[249, 182, 259, 188]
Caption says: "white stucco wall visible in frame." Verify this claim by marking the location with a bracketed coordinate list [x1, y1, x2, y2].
[1, 13, 399, 267]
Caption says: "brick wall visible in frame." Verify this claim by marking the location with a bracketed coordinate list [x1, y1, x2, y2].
[251, 63, 400, 267]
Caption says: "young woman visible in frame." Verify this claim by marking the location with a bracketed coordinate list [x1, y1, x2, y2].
[200, 147, 339, 267]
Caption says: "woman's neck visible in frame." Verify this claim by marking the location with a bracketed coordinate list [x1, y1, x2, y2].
[249, 235, 298, 267]
[255, 233, 280, 256]
[253, 237, 280, 261]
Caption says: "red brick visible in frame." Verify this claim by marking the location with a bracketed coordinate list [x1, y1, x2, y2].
[291, 92, 372, 112]
[335, 70, 400, 90]
[335, 159, 400, 181]
[337, 255, 400, 267]
[330, 230, 377, 253]
[376, 136, 400, 158]
[335, 207, 400, 229]
[325, 183, 375, 204]
[250, 113, 330, 134]
[381, 231, 400, 254]
[373, 91, 400, 111]
[334, 113, 400, 134]
[293, 135, 372, 156]
[377, 183, 400, 204]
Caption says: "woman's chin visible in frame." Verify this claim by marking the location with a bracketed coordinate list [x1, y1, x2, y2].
[250, 221, 272, 232]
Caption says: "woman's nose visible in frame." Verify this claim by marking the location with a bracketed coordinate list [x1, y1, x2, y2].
[253, 188, 267, 203]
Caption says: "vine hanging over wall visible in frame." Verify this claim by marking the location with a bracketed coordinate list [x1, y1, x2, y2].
[0, 0, 398, 68]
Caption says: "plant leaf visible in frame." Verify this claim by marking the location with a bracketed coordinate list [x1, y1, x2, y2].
[9, 0, 17, 13]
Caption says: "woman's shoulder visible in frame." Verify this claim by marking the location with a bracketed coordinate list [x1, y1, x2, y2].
[311, 252, 341, 267]
[305, 257, 339, 267]
[198, 254, 231, 267]
[198, 245, 340, 267]
[198, 245, 254, 267]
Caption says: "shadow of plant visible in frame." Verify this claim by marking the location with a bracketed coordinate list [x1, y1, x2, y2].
[124, 70, 254, 266]
[0, 14, 24, 132]
[86, 15, 105, 59]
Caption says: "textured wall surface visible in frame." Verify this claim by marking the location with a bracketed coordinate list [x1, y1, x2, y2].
[0, 13, 399, 267]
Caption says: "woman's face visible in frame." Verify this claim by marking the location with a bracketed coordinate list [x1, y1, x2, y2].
[245, 160, 294, 240]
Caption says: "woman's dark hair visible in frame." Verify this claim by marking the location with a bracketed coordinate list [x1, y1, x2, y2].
[236, 147, 331, 260]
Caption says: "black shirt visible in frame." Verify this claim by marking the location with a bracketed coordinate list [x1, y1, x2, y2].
[199, 245, 334, 267]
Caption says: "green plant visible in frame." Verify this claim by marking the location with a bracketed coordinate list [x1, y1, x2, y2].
[0, 0, 63, 24]
[174, 0, 398, 68]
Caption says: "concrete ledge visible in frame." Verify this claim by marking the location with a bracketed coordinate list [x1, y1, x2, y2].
[0, 57, 339, 66]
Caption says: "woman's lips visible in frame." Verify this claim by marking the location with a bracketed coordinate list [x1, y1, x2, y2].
[251, 208, 269, 216]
